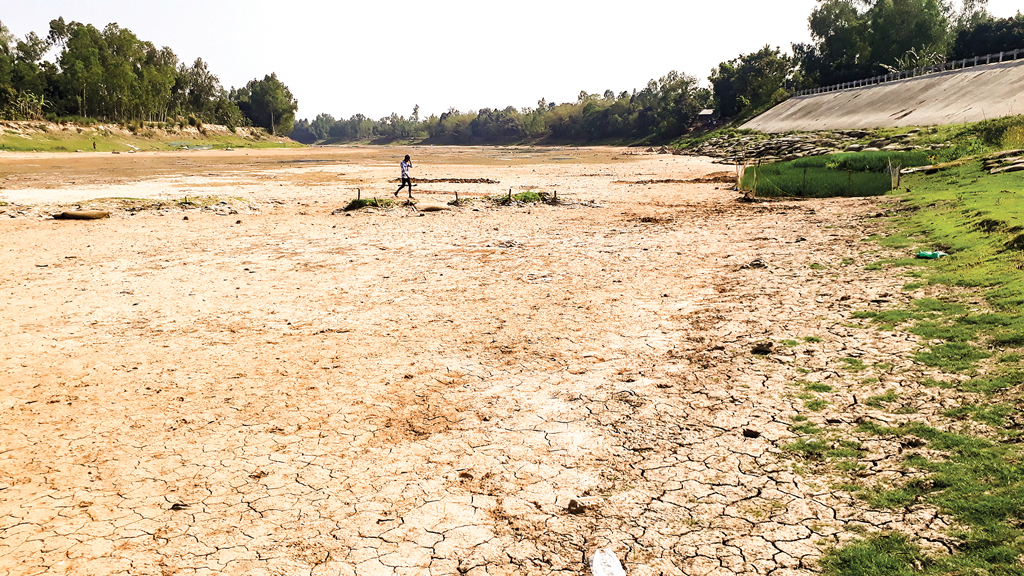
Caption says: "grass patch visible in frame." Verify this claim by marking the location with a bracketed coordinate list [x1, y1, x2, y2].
[791, 422, 824, 435]
[821, 533, 925, 576]
[803, 336, 822, 343]
[864, 390, 899, 409]
[838, 357, 868, 372]
[487, 191, 552, 205]
[846, 420, 1024, 574]
[741, 151, 932, 198]
[804, 399, 829, 411]
[943, 403, 1015, 428]
[344, 197, 396, 211]
[803, 382, 835, 393]
[0, 122, 297, 152]
[913, 342, 991, 373]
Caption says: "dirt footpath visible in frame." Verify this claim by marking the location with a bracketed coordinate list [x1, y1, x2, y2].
[1, 147, 932, 575]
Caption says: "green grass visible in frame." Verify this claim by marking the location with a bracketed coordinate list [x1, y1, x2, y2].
[842, 421, 1024, 574]
[804, 399, 830, 411]
[820, 148, 1024, 575]
[486, 191, 552, 205]
[0, 123, 299, 152]
[864, 390, 899, 409]
[943, 403, 1015, 428]
[822, 533, 926, 576]
[803, 382, 835, 393]
[741, 151, 932, 198]
[913, 342, 991, 373]
[839, 357, 868, 372]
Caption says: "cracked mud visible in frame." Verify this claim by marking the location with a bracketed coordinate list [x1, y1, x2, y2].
[2, 147, 932, 575]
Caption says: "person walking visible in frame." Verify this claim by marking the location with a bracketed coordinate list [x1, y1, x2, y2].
[394, 155, 413, 198]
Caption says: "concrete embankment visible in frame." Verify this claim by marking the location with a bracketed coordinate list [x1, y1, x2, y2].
[742, 58, 1024, 133]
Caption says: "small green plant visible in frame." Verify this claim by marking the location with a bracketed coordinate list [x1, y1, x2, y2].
[864, 390, 899, 408]
[803, 382, 834, 393]
[803, 336, 822, 343]
[839, 357, 867, 372]
[804, 399, 829, 411]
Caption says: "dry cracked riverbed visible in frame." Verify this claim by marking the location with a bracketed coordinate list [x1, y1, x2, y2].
[1, 147, 943, 575]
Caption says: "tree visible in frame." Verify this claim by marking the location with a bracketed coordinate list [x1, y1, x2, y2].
[797, 0, 955, 86]
[866, 0, 951, 69]
[798, 0, 872, 85]
[58, 23, 104, 117]
[235, 73, 298, 135]
[711, 46, 793, 119]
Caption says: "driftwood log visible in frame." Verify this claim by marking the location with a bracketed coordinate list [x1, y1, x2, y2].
[53, 211, 111, 220]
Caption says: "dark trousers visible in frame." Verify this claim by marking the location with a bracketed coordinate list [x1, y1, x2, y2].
[395, 176, 412, 196]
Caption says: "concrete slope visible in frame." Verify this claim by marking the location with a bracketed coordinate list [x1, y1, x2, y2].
[742, 59, 1024, 133]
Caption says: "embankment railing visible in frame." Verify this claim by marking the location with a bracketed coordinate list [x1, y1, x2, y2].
[795, 48, 1024, 97]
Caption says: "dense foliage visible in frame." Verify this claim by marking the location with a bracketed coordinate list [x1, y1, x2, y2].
[794, 0, 1021, 88]
[0, 17, 297, 134]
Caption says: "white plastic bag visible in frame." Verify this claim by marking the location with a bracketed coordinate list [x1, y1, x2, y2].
[590, 548, 627, 576]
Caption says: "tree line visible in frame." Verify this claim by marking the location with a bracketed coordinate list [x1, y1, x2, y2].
[0, 17, 298, 134]
[292, 72, 713, 145]
[294, 0, 1023, 145]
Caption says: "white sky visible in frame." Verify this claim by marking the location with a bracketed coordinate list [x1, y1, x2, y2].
[3, 0, 1021, 122]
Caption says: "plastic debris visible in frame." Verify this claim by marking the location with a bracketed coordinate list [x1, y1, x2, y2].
[916, 251, 948, 259]
[590, 549, 627, 576]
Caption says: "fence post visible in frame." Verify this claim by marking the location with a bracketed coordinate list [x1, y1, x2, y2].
[999, 51, 1004, 62]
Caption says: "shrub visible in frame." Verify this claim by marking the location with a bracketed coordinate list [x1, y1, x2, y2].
[343, 197, 395, 211]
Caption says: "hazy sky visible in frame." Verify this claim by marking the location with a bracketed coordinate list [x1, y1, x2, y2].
[3, 1, 1021, 121]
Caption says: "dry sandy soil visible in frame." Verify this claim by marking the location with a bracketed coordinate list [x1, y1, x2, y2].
[1, 146, 941, 575]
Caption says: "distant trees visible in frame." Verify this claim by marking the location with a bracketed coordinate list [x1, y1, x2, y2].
[0, 16, 296, 132]
[297, 72, 713, 145]
[951, 13, 1024, 58]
